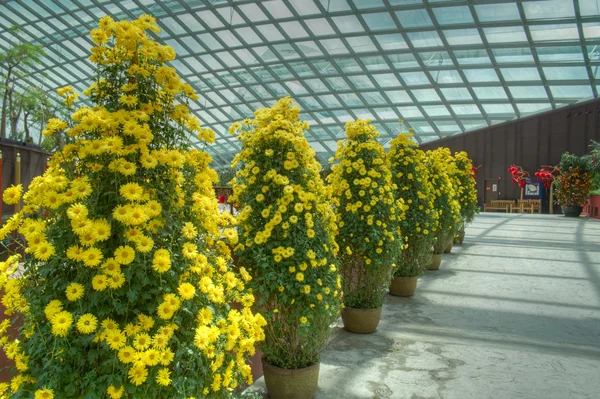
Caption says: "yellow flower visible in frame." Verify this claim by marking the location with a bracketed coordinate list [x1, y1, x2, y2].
[178, 282, 195, 300]
[119, 183, 144, 201]
[181, 222, 197, 239]
[92, 274, 108, 291]
[34, 388, 54, 399]
[117, 346, 136, 364]
[299, 316, 308, 324]
[128, 364, 149, 386]
[65, 282, 85, 301]
[152, 249, 171, 273]
[295, 273, 304, 282]
[3, 184, 23, 205]
[114, 245, 135, 265]
[156, 367, 171, 386]
[51, 311, 73, 337]
[107, 385, 124, 399]
[76, 313, 98, 334]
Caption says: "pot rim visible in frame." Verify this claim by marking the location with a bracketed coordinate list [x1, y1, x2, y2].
[262, 357, 320, 373]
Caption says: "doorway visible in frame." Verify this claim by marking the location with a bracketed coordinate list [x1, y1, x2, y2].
[484, 179, 499, 204]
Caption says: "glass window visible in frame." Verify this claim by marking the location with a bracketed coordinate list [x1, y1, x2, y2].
[407, 31, 443, 48]
[583, 23, 600, 39]
[423, 105, 450, 116]
[352, 0, 385, 9]
[332, 15, 364, 33]
[444, 29, 483, 45]
[484, 26, 528, 43]
[274, 43, 301, 60]
[408, 121, 435, 133]
[270, 64, 294, 79]
[475, 3, 521, 22]
[429, 70, 463, 84]
[373, 107, 398, 119]
[580, 0, 600, 16]
[509, 86, 548, 99]
[305, 18, 336, 36]
[320, 0, 352, 12]
[279, 21, 309, 38]
[500, 67, 541, 81]
[335, 58, 363, 73]
[420, 51, 454, 67]
[289, 0, 321, 15]
[401, 71, 430, 86]
[236, 27, 263, 45]
[289, 61, 315, 77]
[362, 12, 396, 31]
[473, 86, 508, 100]
[326, 77, 351, 90]
[522, 0, 575, 20]
[348, 75, 375, 89]
[311, 60, 337, 75]
[285, 81, 310, 94]
[320, 38, 349, 54]
[464, 68, 499, 82]
[375, 34, 408, 50]
[196, 11, 222, 29]
[530, 24, 579, 41]
[441, 87, 472, 101]
[537, 46, 584, 62]
[267, 83, 289, 97]
[492, 48, 534, 64]
[297, 41, 324, 57]
[396, 9, 433, 28]
[434, 121, 461, 133]
[454, 49, 491, 65]
[361, 56, 389, 71]
[263, 0, 293, 18]
[550, 85, 594, 98]
[432, 6, 474, 25]
[320, 95, 342, 108]
[482, 103, 516, 115]
[351, 108, 376, 119]
[373, 73, 402, 87]
[388, 53, 419, 69]
[385, 90, 412, 103]
[361, 91, 387, 105]
[451, 104, 481, 115]
[304, 78, 328, 93]
[238, 3, 269, 21]
[346, 36, 378, 53]
[397, 106, 424, 118]
[543, 66, 589, 80]
[339, 93, 364, 106]
[256, 24, 285, 41]
[413, 89, 441, 102]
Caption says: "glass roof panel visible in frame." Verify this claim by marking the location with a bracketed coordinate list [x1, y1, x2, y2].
[396, 9, 434, 28]
[522, 1, 575, 20]
[4, 0, 598, 168]
[475, 3, 521, 22]
[432, 6, 474, 25]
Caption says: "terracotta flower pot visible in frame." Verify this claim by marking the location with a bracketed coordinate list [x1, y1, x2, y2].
[389, 276, 418, 297]
[341, 306, 382, 334]
[262, 359, 320, 399]
[561, 205, 583, 217]
[456, 231, 465, 244]
[428, 254, 442, 270]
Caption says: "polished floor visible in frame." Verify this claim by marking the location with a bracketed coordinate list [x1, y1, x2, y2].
[249, 213, 600, 399]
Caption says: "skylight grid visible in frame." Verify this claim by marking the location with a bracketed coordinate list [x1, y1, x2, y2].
[1, 0, 599, 167]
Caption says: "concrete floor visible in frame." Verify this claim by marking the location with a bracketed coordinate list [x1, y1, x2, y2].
[248, 213, 600, 399]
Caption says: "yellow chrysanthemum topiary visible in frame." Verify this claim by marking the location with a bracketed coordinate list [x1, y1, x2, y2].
[426, 148, 461, 254]
[0, 15, 265, 398]
[452, 151, 479, 234]
[388, 133, 437, 277]
[327, 119, 404, 309]
[230, 97, 341, 370]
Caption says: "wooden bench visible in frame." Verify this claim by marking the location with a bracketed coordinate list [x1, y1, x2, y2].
[484, 200, 514, 212]
[519, 199, 541, 214]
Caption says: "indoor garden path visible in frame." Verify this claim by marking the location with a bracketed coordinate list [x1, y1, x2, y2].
[249, 213, 600, 399]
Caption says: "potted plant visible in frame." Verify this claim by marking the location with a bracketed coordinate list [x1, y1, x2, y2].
[426, 149, 461, 269]
[0, 15, 266, 398]
[452, 152, 479, 245]
[230, 97, 341, 399]
[555, 152, 593, 217]
[327, 119, 401, 332]
[387, 133, 436, 296]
